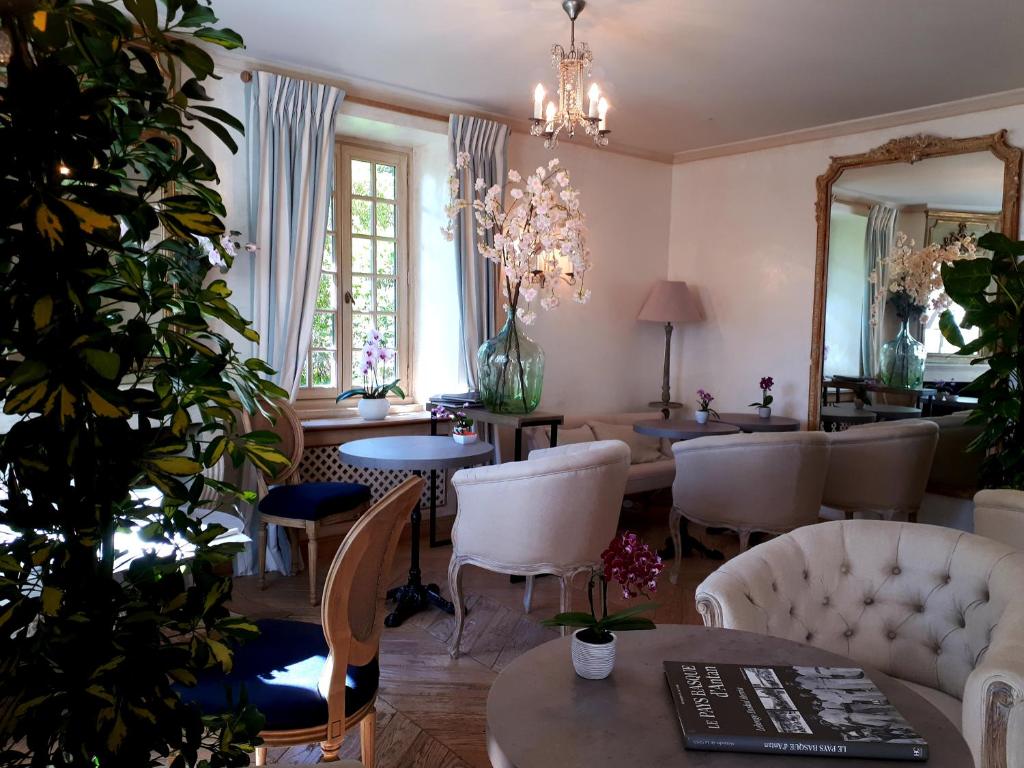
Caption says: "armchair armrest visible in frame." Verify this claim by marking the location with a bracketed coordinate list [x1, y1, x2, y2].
[695, 566, 773, 633]
[963, 637, 1024, 768]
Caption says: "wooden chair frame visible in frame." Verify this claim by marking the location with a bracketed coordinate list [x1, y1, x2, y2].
[254, 476, 423, 766]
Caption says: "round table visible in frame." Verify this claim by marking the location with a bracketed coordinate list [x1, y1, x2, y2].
[340, 436, 493, 626]
[487, 626, 970, 768]
[866, 404, 922, 421]
[820, 405, 877, 431]
[633, 419, 741, 441]
[716, 412, 801, 433]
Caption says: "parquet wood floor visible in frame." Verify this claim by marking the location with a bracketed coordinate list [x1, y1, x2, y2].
[228, 495, 739, 767]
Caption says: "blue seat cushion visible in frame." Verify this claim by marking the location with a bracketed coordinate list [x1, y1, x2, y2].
[176, 618, 378, 731]
[258, 482, 371, 521]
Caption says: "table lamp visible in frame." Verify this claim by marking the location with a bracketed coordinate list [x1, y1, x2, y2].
[638, 280, 702, 417]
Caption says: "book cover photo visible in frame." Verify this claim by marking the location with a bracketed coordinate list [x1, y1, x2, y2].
[664, 661, 928, 761]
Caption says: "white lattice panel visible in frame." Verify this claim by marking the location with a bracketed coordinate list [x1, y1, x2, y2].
[299, 444, 447, 508]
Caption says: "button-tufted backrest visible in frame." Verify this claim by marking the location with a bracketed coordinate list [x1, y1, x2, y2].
[697, 520, 1024, 701]
[824, 421, 938, 516]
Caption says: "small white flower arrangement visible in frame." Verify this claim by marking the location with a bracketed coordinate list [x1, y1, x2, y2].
[201, 230, 257, 271]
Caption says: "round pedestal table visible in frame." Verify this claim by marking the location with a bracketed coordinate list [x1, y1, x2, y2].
[340, 436, 493, 627]
[633, 419, 741, 441]
[487, 625, 971, 768]
[716, 412, 801, 433]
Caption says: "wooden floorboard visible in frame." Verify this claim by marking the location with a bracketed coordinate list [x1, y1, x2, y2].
[231, 497, 738, 766]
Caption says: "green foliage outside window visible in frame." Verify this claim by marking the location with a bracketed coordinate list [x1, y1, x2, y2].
[0, 0, 289, 765]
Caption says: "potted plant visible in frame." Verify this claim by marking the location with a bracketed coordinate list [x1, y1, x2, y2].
[431, 405, 477, 444]
[695, 388, 718, 424]
[749, 376, 775, 418]
[337, 329, 405, 420]
[0, 2, 286, 764]
[543, 532, 663, 680]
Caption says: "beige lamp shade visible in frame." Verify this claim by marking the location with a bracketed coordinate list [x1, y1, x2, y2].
[638, 280, 702, 324]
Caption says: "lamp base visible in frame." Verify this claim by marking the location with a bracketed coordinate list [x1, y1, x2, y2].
[649, 401, 682, 419]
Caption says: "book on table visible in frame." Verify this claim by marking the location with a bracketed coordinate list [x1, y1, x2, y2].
[429, 392, 483, 408]
[664, 661, 928, 761]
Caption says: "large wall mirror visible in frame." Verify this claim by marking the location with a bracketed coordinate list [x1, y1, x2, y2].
[809, 131, 1022, 426]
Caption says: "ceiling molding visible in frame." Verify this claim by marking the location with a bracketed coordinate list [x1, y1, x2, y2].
[213, 48, 675, 165]
[672, 87, 1024, 165]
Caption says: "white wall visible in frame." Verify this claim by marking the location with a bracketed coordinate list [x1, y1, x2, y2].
[509, 136, 673, 414]
[667, 104, 1024, 423]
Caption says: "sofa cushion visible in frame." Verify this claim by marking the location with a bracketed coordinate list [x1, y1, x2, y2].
[624, 458, 675, 494]
[588, 421, 663, 464]
[901, 680, 962, 732]
[176, 618, 378, 730]
[259, 482, 371, 520]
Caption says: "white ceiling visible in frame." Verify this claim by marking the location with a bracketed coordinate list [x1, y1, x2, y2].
[213, 0, 1024, 157]
[834, 152, 1005, 212]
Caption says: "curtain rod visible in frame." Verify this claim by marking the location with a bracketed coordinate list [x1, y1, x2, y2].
[240, 69, 457, 126]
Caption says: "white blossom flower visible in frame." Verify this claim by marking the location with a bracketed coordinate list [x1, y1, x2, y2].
[474, 177, 486, 192]
[510, 188, 524, 200]
[521, 287, 538, 303]
[508, 169, 522, 183]
[547, 158, 560, 170]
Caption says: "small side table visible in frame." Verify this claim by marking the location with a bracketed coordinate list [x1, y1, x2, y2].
[716, 412, 801, 433]
[340, 436, 494, 627]
[820, 404, 878, 432]
[867, 404, 923, 421]
[633, 419, 741, 441]
[428, 401, 564, 462]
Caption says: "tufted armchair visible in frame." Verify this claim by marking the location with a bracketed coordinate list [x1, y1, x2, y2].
[696, 520, 1024, 768]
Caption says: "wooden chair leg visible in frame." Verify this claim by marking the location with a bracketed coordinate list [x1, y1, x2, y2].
[306, 521, 319, 606]
[287, 527, 302, 575]
[254, 745, 267, 766]
[448, 558, 465, 658]
[523, 575, 535, 614]
[669, 507, 683, 585]
[360, 708, 377, 768]
[257, 520, 268, 591]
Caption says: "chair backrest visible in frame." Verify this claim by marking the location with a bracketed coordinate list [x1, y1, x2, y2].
[671, 431, 831, 534]
[697, 520, 1024, 701]
[824, 420, 938, 516]
[974, 489, 1024, 552]
[522, 412, 666, 456]
[924, 412, 983, 497]
[450, 440, 630, 568]
[321, 476, 423, 666]
[239, 398, 304, 486]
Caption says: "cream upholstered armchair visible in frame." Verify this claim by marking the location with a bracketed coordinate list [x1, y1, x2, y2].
[669, 431, 830, 582]
[447, 440, 630, 657]
[975, 489, 1024, 552]
[696, 520, 1024, 768]
[823, 420, 938, 521]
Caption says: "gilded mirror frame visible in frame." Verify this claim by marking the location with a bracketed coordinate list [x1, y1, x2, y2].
[808, 130, 1022, 427]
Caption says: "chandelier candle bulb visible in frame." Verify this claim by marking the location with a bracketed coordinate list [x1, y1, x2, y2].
[598, 97, 608, 131]
[533, 84, 545, 119]
[588, 83, 600, 118]
[545, 101, 557, 132]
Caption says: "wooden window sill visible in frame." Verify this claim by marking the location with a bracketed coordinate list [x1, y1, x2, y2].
[302, 409, 439, 433]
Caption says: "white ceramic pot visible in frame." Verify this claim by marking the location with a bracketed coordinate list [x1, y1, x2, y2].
[695, 410, 709, 424]
[452, 432, 478, 445]
[358, 398, 390, 421]
[571, 629, 617, 680]
[758, 406, 772, 419]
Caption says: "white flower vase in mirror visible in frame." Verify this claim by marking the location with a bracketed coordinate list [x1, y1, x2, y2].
[195, 230, 257, 273]
[749, 376, 774, 419]
[870, 231, 976, 389]
[443, 155, 592, 413]
[337, 328, 405, 420]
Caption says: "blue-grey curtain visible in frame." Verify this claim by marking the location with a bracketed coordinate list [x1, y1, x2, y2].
[862, 204, 898, 378]
[237, 71, 344, 576]
[448, 115, 510, 388]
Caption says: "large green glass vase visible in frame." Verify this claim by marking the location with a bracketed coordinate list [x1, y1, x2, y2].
[477, 309, 545, 413]
[879, 317, 926, 389]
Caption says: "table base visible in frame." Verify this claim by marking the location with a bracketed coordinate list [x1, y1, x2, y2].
[385, 581, 454, 627]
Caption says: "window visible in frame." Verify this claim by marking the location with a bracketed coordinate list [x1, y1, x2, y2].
[297, 142, 410, 403]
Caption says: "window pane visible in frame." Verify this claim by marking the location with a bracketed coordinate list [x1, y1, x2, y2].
[379, 351, 397, 383]
[322, 234, 336, 272]
[327, 195, 335, 230]
[377, 313, 396, 348]
[352, 352, 365, 386]
[352, 275, 373, 313]
[377, 278, 396, 313]
[351, 160, 373, 196]
[376, 240, 395, 274]
[352, 199, 372, 236]
[311, 351, 336, 388]
[312, 312, 336, 350]
[352, 237, 372, 274]
[352, 312, 373, 345]
[376, 202, 395, 238]
[376, 164, 396, 200]
[299, 358, 309, 388]
[316, 272, 337, 310]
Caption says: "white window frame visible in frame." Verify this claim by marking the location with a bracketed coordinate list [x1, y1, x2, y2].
[295, 140, 412, 409]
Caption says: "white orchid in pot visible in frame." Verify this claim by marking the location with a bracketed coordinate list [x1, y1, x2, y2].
[444, 154, 591, 413]
[337, 329, 404, 420]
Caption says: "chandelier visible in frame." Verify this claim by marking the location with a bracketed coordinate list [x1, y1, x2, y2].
[530, 0, 609, 149]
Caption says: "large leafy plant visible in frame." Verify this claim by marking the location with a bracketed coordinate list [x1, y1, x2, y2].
[940, 231, 1024, 489]
[0, 1, 288, 765]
